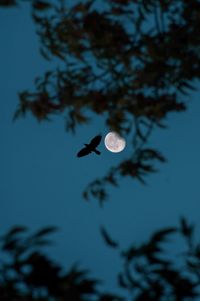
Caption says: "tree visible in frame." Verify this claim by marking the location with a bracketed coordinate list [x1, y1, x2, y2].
[1, 219, 200, 300]
[1, 0, 200, 204]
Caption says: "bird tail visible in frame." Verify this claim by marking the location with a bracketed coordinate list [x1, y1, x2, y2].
[93, 149, 101, 155]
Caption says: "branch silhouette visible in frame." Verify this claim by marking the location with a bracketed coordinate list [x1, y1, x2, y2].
[1, 0, 200, 204]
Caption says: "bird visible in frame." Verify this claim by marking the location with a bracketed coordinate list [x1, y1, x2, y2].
[77, 135, 102, 157]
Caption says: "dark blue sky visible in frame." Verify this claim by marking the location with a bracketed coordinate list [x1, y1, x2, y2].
[1, 3, 200, 292]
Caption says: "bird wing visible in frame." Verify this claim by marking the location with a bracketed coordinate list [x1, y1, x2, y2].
[89, 135, 102, 148]
[77, 146, 91, 157]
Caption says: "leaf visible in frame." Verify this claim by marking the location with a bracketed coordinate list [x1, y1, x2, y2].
[180, 217, 193, 239]
[151, 228, 177, 244]
[140, 149, 166, 163]
[33, 226, 58, 238]
[32, 0, 52, 11]
[100, 226, 119, 248]
[5, 226, 28, 237]
[39, 47, 51, 61]
[83, 190, 89, 201]
[118, 273, 128, 288]
[105, 173, 118, 187]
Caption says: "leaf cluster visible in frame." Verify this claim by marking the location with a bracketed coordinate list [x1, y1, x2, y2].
[0, 226, 119, 301]
[101, 218, 200, 301]
[1, 218, 200, 300]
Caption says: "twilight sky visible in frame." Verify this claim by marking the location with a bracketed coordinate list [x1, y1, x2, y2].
[0, 2, 200, 292]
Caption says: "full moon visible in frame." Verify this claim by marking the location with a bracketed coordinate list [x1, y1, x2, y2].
[104, 132, 126, 153]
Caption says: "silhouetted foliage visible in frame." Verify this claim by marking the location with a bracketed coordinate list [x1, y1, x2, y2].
[1, 0, 200, 203]
[117, 218, 200, 301]
[0, 225, 120, 301]
[0, 0, 16, 6]
[1, 218, 200, 300]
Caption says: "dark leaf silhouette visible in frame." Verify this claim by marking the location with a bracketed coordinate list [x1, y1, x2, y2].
[180, 216, 194, 241]
[33, 226, 58, 237]
[3, 225, 28, 237]
[100, 226, 119, 249]
[32, 0, 52, 11]
[77, 135, 102, 157]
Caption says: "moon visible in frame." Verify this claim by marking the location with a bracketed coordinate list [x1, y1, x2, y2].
[104, 132, 126, 153]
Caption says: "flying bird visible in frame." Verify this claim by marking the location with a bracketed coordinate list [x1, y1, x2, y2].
[77, 135, 102, 157]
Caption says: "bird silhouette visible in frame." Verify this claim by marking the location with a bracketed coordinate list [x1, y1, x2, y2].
[77, 135, 102, 157]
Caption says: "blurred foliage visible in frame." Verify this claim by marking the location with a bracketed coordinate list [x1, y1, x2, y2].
[0, 0, 16, 6]
[117, 217, 200, 301]
[1, 0, 200, 204]
[0, 225, 121, 301]
[1, 218, 200, 300]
